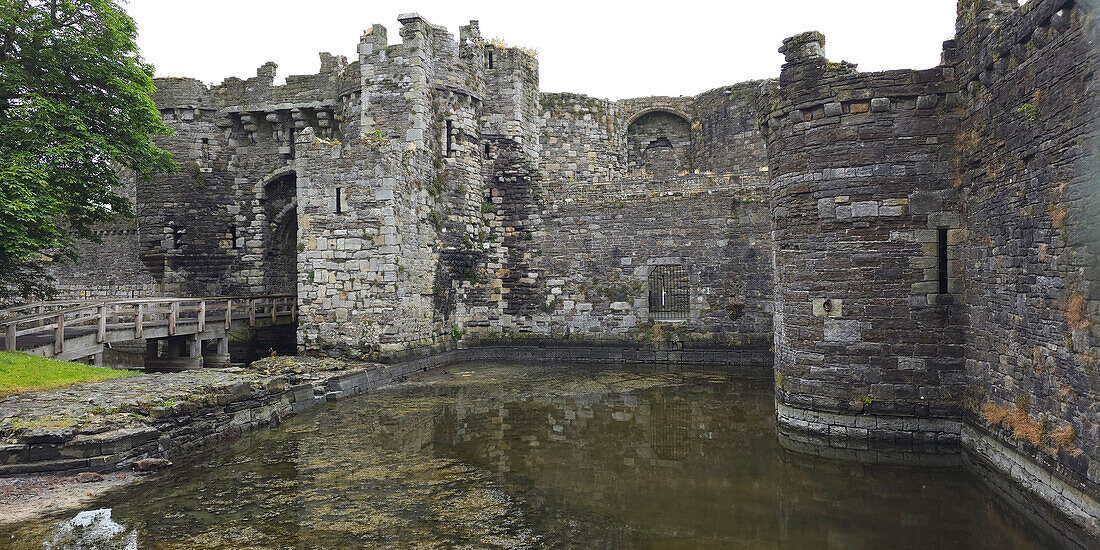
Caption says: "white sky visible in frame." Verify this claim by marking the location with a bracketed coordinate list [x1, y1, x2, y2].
[125, 0, 960, 100]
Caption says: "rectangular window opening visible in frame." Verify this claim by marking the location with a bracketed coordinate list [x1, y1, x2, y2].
[230, 226, 237, 248]
[335, 187, 343, 214]
[938, 228, 949, 294]
[487, 51, 494, 69]
[649, 264, 689, 321]
[484, 143, 491, 158]
[445, 120, 454, 157]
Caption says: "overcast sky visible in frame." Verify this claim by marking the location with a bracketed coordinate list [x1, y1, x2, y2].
[125, 0, 960, 100]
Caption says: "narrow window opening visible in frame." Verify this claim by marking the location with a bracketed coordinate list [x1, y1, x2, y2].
[335, 187, 343, 214]
[487, 51, 494, 69]
[230, 226, 237, 248]
[201, 137, 209, 144]
[484, 143, 491, 158]
[445, 120, 454, 157]
[938, 228, 949, 294]
[170, 226, 182, 250]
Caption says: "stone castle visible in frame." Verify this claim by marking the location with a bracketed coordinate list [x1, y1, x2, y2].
[44, 0, 1099, 540]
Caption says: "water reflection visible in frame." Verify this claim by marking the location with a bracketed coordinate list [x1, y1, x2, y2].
[2, 363, 1077, 549]
[40, 509, 137, 550]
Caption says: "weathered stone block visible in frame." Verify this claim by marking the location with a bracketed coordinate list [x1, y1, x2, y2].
[851, 201, 879, 217]
[823, 319, 861, 343]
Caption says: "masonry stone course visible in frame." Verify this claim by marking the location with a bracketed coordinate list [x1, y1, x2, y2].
[31, 0, 1100, 539]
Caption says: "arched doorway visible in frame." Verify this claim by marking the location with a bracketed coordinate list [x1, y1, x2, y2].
[263, 171, 298, 294]
[626, 110, 692, 179]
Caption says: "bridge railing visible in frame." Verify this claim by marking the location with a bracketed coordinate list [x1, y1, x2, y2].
[0, 300, 107, 323]
[1, 295, 296, 355]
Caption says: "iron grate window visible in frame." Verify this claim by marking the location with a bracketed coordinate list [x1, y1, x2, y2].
[649, 265, 689, 321]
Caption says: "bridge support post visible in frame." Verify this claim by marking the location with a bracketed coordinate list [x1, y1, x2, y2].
[145, 335, 203, 372]
[202, 336, 232, 368]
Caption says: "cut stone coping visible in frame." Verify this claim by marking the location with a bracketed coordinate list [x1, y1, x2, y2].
[0, 357, 425, 478]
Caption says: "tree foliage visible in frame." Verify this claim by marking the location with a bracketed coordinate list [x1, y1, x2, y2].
[0, 0, 173, 300]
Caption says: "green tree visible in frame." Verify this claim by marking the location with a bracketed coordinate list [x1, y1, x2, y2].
[0, 0, 173, 300]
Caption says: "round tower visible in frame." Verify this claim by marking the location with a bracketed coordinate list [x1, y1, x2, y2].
[766, 32, 966, 457]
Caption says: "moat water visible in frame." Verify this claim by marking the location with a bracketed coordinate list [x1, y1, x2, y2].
[2, 363, 1074, 549]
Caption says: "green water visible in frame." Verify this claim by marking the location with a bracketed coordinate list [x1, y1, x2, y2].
[2, 363, 1076, 549]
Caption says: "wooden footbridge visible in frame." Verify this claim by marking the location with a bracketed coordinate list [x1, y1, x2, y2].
[0, 295, 296, 370]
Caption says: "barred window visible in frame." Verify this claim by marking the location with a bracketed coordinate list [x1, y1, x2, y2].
[649, 265, 689, 321]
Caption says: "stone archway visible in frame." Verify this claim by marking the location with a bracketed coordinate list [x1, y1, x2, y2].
[263, 171, 298, 294]
[626, 110, 692, 178]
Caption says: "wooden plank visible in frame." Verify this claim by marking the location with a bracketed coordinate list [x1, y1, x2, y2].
[135, 303, 144, 339]
[5, 323, 14, 351]
[198, 301, 206, 332]
[225, 299, 233, 330]
[54, 314, 65, 355]
[249, 299, 256, 327]
[16, 325, 57, 338]
[169, 301, 178, 335]
[97, 305, 106, 343]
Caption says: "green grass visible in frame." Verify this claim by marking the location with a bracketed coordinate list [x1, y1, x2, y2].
[0, 352, 140, 398]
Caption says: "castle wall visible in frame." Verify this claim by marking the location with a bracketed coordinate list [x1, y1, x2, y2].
[48, 228, 162, 300]
[294, 132, 442, 355]
[482, 45, 541, 161]
[691, 81, 774, 177]
[138, 93, 242, 296]
[47, 173, 162, 299]
[951, 0, 1100, 532]
[538, 93, 624, 182]
[525, 176, 773, 347]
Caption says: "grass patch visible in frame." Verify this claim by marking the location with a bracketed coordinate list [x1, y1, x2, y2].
[8, 415, 78, 430]
[0, 352, 140, 398]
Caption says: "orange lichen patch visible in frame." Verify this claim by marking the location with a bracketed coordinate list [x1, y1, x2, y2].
[983, 400, 1043, 447]
[1007, 409, 1038, 446]
[1049, 205, 1067, 228]
[1006, 407, 1043, 446]
[1050, 424, 1075, 447]
[982, 401, 1009, 425]
[1050, 425, 1084, 457]
[1066, 292, 1088, 329]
